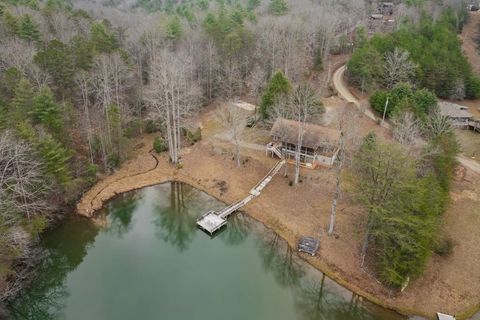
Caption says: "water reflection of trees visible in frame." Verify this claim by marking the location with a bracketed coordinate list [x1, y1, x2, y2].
[294, 277, 378, 320]
[258, 231, 305, 287]
[256, 229, 384, 320]
[105, 192, 140, 237]
[218, 213, 249, 246]
[153, 182, 198, 251]
[8, 218, 99, 320]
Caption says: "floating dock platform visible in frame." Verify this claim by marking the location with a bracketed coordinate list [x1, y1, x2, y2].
[197, 211, 227, 235]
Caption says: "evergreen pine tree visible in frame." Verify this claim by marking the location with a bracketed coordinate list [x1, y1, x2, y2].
[3, 11, 19, 34]
[269, 0, 288, 16]
[70, 36, 94, 71]
[38, 135, 72, 184]
[166, 16, 183, 40]
[34, 40, 75, 91]
[259, 71, 292, 119]
[90, 21, 118, 53]
[18, 15, 40, 42]
[30, 86, 63, 133]
[11, 78, 34, 120]
[0, 67, 22, 99]
[247, 0, 261, 10]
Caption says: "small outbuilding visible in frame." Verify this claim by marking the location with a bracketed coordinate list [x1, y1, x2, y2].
[298, 237, 320, 256]
[267, 118, 340, 168]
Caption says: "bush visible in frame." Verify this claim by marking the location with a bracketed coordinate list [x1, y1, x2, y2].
[434, 237, 454, 256]
[107, 153, 120, 169]
[145, 120, 158, 133]
[86, 163, 98, 184]
[369, 83, 437, 119]
[153, 136, 167, 153]
[124, 119, 142, 138]
[369, 90, 389, 115]
[186, 127, 202, 144]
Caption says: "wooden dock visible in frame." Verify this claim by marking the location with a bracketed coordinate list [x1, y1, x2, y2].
[197, 160, 286, 235]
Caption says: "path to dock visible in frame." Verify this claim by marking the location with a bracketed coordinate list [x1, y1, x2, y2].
[197, 159, 286, 234]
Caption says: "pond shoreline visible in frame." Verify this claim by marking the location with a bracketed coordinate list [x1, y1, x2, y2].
[74, 134, 479, 320]
[78, 168, 415, 318]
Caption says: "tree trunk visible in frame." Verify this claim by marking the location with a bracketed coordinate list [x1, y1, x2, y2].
[294, 119, 306, 185]
[233, 125, 241, 167]
[328, 132, 344, 236]
[360, 224, 372, 267]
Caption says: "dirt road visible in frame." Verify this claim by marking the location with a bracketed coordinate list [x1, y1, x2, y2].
[332, 65, 480, 174]
[332, 65, 377, 121]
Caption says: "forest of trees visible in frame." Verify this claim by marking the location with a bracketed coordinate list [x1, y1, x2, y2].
[351, 128, 457, 287]
[345, 3, 468, 288]
[347, 8, 480, 99]
[0, 0, 367, 299]
[0, 0, 471, 303]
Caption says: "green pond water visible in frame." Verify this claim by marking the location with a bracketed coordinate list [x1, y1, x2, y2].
[8, 182, 405, 320]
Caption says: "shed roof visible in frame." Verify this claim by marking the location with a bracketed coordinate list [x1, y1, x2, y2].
[438, 102, 473, 119]
[370, 14, 384, 19]
[271, 118, 339, 150]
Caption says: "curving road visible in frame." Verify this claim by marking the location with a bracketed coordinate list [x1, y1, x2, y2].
[332, 65, 377, 121]
[332, 65, 480, 174]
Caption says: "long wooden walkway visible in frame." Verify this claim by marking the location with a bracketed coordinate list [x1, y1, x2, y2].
[197, 160, 286, 235]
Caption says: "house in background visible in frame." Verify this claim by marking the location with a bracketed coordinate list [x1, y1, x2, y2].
[380, 2, 394, 15]
[266, 118, 340, 168]
[438, 101, 473, 128]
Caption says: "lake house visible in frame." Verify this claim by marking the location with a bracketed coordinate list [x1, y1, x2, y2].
[266, 118, 340, 168]
[438, 101, 473, 128]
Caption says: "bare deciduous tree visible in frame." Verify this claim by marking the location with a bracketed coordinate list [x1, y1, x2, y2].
[0, 131, 50, 224]
[425, 109, 453, 138]
[391, 111, 422, 148]
[383, 48, 416, 89]
[328, 108, 360, 236]
[90, 52, 134, 168]
[75, 72, 94, 164]
[0, 39, 49, 87]
[145, 48, 200, 164]
[291, 84, 323, 185]
[217, 104, 247, 167]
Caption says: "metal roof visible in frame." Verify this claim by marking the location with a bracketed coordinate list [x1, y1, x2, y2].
[271, 118, 339, 150]
[438, 101, 473, 119]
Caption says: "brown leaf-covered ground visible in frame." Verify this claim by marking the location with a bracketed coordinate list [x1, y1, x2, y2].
[76, 101, 480, 319]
